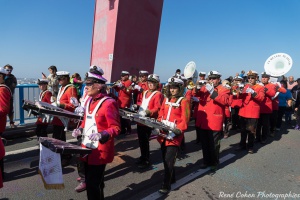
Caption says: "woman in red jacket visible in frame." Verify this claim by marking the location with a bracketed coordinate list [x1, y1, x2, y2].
[156, 77, 190, 194]
[71, 67, 121, 200]
[0, 67, 12, 188]
[35, 79, 52, 140]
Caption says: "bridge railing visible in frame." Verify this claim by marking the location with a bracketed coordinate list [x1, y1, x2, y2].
[13, 83, 117, 125]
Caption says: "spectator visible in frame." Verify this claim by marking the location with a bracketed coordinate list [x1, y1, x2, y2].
[42, 65, 59, 98]
[71, 73, 84, 99]
[277, 80, 292, 129]
[287, 76, 297, 91]
[4, 64, 17, 128]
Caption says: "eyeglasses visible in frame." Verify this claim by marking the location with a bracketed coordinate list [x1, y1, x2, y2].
[248, 77, 256, 80]
[209, 77, 217, 80]
[6, 69, 12, 72]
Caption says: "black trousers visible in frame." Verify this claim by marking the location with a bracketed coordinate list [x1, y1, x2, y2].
[270, 110, 278, 133]
[256, 113, 271, 141]
[277, 107, 286, 128]
[120, 117, 131, 134]
[231, 107, 240, 128]
[35, 124, 48, 138]
[52, 125, 66, 141]
[240, 117, 257, 148]
[161, 142, 178, 189]
[85, 163, 106, 200]
[196, 128, 221, 166]
[137, 125, 152, 162]
[77, 136, 85, 182]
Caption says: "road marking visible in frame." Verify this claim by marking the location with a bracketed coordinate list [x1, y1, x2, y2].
[5, 138, 77, 156]
[141, 153, 236, 200]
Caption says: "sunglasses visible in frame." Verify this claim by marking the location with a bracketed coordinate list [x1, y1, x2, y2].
[261, 76, 269, 78]
[209, 77, 217, 80]
[248, 77, 256, 80]
[85, 82, 94, 86]
[6, 69, 12, 72]
[57, 77, 66, 80]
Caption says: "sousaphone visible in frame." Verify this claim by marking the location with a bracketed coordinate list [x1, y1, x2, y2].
[264, 53, 293, 82]
[184, 61, 198, 84]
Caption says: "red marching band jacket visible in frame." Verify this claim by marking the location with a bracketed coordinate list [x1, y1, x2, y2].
[115, 79, 132, 108]
[272, 85, 287, 111]
[80, 94, 121, 165]
[36, 90, 52, 125]
[137, 90, 164, 119]
[260, 83, 277, 114]
[52, 85, 78, 126]
[0, 84, 11, 188]
[238, 84, 265, 119]
[192, 84, 230, 131]
[157, 97, 190, 146]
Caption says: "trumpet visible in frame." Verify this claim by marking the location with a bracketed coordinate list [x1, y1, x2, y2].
[186, 80, 195, 90]
[107, 80, 121, 90]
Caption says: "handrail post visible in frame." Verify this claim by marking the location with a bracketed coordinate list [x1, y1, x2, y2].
[19, 86, 25, 125]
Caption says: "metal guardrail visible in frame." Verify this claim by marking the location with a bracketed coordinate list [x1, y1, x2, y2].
[13, 83, 117, 125]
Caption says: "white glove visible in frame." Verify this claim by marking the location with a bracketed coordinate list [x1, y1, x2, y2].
[116, 82, 123, 88]
[205, 83, 214, 94]
[88, 132, 102, 141]
[131, 104, 139, 111]
[166, 132, 176, 140]
[134, 85, 141, 91]
[196, 85, 201, 89]
[151, 128, 160, 135]
[70, 97, 79, 107]
[75, 106, 85, 116]
[72, 128, 82, 138]
[246, 88, 255, 94]
[51, 102, 58, 107]
[139, 110, 146, 117]
[275, 82, 281, 87]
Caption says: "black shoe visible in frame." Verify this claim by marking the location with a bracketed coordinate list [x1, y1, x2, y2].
[261, 139, 267, 144]
[210, 165, 218, 172]
[159, 186, 170, 194]
[137, 161, 150, 169]
[200, 163, 208, 169]
[135, 158, 142, 165]
[248, 149, 254, 154]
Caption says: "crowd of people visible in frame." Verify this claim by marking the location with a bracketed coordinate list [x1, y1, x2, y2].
[0, 64, 299, 199]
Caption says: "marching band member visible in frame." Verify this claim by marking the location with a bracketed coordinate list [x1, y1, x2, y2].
[133, 70, 149, 104]
[222, 80, 232, 139]
[35, 79, 52, 140]
[192, 71, 230, 170]
[51, 71, 77, 166]
[270, 80, 286, 135]
[0, 67, 12, 187]
[155, 77, 190, 194]
[255, 72, 277, 142]
[237, 71, 264, 153]
[133, 74, 164, 169]
[114, 71, 132, 135]
[230, 76, 243, 130]
[71, 67, 120, 200]
[198, 72, 206, 81]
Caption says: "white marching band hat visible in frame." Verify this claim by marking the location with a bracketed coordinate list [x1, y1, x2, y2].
[139, 70, 149, 75]
[56, 71, 70, 76]
[168, 77, 184, 86]
[208, 70, 221, 78]
[37, 79, 49, 84]
[246, 70, 258, 76]
[0, 67, 8, 75]
[121, 71, 130, 76]
[234, 76, 243, 80]
[199, 71, 206, 76]
[90, 65, 104, 75]
[148, 74, 160, 83]
[261, 71, 271, 77]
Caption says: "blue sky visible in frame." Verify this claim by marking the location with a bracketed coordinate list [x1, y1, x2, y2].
[1, 0, 300, 82]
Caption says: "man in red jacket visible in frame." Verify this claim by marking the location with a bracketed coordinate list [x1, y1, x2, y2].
[255, 72, 278, 144]
[237, 70, 265, 153]
[0, 67, 12, 188]
[114, 71, 132, 134]
[193, 71, 230, 171]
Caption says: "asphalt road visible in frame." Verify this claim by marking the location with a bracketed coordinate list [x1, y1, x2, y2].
[1, 121, 300, 200]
